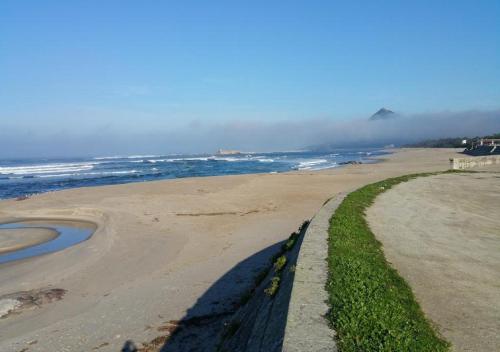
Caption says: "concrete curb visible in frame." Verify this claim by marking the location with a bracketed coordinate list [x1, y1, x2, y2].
[282, 193, 345, 352]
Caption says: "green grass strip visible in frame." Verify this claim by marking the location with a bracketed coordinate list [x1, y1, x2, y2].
[327, 171, 456, 351]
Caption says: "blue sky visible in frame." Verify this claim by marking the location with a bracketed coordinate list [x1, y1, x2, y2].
[1, 1, 499, 156]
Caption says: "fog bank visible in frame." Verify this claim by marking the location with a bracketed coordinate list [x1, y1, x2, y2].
[1, 109, 499, 158]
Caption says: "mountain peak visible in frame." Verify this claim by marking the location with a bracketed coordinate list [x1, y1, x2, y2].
[370, 108, 395, 121]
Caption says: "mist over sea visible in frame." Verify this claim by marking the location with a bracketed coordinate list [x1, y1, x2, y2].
[0, 149, 387, 199]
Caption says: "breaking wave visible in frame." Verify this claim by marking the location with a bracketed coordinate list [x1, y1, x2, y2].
[0, 149, 387, 199]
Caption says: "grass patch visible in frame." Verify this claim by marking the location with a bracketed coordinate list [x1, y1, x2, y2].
[273, 255, 287, 272]
[237, 220, 310, 308]
[282, 230, 299, 251]
[264, 276, 280, 297]
[327, 171, 454, 351]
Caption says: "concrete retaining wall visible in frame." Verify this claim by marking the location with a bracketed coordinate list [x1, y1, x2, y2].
[218, 194, 344, 351]
[282, 194, 345, 352]
[450, 155, 500, 170]
[216, 222, 308, 352]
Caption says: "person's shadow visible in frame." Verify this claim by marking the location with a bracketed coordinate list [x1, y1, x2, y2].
[122, 240, 288, 352]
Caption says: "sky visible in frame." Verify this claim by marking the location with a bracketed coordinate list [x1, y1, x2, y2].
[1, 1, 499, 157]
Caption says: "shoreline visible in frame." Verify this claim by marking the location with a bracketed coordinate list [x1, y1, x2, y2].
[0, 148, 463, 351]
[0, 149, 391, 201]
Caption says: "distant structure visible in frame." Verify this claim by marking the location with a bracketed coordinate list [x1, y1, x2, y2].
[216, 149, 242, 155]
[464, 138, 500, 155]
[369, 108, 396, 121]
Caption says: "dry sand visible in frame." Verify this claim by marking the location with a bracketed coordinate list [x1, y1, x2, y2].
[0, 148, 462, 352]
[0, 228, 59, 254]
[367, 166, 500, 352]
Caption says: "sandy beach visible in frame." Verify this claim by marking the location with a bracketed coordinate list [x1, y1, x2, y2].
[0, 148, 462, 351]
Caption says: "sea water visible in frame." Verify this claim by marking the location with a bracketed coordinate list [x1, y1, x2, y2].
[0, 149, 387, 199]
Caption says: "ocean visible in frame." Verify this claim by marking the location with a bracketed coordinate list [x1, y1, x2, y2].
[0, 149, 387, 200]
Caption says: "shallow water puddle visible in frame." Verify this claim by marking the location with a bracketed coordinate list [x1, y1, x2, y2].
[0, 220, 95, 264]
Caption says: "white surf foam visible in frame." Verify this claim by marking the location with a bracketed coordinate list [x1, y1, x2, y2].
[93, 156, 125, 160]
[126, 155, 162, 159]
[147, 157, 211, 163]
[37, 170, 139, 178]
[297, 159, 328, 169]
[0, 162, 98, 175]
[93, 154, 162, 160]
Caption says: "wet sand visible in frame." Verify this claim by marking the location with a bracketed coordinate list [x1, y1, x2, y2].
[0, 148, 462, 351]
[0, 228, 59, 254]
[367, 166, 500, 351]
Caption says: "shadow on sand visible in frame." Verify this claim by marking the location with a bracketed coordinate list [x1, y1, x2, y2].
[122, 240, 288, 352]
